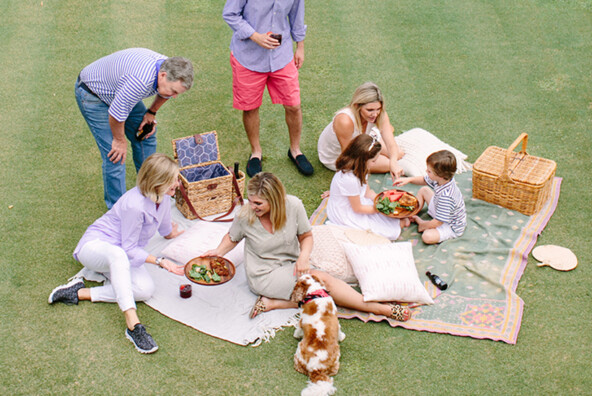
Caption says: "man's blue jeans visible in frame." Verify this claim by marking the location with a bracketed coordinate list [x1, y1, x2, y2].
[75, 81, 157, 209]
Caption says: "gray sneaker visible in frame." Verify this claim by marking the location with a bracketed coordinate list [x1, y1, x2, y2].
[48, 278, 84, 305]
[126, 324, 158, 354]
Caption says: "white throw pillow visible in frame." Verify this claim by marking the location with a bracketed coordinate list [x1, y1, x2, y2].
[342, 242, 434, 304]
[160, 221, 244, 267]
[395, 128, 471, 177]
[310, 225, 390, 284]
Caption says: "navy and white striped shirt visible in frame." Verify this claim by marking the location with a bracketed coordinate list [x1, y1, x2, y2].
[424, 175, 467, 236]
[79, 48, 167, 122]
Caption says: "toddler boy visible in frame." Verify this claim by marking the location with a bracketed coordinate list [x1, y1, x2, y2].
[394, 150, 466, 244]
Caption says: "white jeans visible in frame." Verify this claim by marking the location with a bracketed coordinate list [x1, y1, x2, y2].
[77, 239, 155, 312]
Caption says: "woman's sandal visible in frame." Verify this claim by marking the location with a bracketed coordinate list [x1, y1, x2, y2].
[249, 296, 266, 319]
[388, 303, 411, 322]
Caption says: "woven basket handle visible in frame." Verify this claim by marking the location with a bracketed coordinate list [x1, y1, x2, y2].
[501, 133, 528, 181]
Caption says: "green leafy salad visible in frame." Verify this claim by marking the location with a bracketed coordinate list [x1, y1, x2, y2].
[375, 196, 415, 216]
[189, 264, 222, 283]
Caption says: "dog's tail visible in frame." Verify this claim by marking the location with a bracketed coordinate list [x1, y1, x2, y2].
[301, 374, 336, 396]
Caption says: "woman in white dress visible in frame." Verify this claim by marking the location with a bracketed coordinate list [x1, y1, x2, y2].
[327, 134, 410, 240]
[318, 82, 404, 179]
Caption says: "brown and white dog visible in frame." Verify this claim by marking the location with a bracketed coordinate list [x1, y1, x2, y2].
[290, 274, 346, 396]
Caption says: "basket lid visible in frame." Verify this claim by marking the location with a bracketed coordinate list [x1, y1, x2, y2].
[474, 146, 556, 186]
[172, 131, 220, 167]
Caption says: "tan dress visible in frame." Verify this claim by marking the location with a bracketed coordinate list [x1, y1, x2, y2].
[229, 195, 312, 300]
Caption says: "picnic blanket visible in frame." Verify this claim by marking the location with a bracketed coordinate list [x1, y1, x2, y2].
[75, 203, 299, 347]
[309, 171, 562, 344]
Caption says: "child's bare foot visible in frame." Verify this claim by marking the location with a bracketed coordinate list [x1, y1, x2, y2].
[400, 217, 411, 228]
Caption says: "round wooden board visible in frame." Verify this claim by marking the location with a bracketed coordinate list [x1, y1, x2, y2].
[374, 189, 421, 219]
[184, 256, 236, 285]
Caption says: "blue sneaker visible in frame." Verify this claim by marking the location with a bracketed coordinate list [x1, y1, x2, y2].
[126, 324, 158, 354]
[48, 278, 84, 305]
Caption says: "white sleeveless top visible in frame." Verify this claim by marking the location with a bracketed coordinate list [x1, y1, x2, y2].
[317, 107, 380, 171]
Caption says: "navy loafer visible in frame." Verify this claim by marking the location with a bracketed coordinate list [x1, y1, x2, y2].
[288, 150, 314, 176]
[246, 156, 262, 177]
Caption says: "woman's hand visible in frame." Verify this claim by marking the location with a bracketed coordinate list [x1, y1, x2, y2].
[160, 258, 185, 275]
[320, 190, 330, 199]
[389, 161, 404, 180]
[201, 249, 218, 257]
[293, 257, 310, 278]
[164, 222, 184, 239]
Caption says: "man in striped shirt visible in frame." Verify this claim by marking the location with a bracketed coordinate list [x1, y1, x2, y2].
[394, 150, 467, 244]
[75, 48, 194, 208]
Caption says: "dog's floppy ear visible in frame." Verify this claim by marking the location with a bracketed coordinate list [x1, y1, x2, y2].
[308, 273, 327, 289]
[290, 276, 308, 303]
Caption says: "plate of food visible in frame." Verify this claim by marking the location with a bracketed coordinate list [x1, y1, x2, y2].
[374, 189, 421, 218]
[184, 256, 236, 286]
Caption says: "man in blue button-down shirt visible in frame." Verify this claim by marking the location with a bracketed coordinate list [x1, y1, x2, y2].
[223, 0, 314, 177]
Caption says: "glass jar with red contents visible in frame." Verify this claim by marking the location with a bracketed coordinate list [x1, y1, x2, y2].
[180, 284, 192, 298]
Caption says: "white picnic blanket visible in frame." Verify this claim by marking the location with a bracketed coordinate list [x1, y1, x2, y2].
[75, 198, 299, 346]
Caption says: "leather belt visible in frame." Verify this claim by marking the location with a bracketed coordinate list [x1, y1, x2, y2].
[77, 76, 98, 97]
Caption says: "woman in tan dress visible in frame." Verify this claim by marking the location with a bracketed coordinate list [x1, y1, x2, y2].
[204, 172, 410, 321]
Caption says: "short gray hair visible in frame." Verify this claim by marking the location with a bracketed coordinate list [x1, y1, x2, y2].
[161, 57, 194, 90]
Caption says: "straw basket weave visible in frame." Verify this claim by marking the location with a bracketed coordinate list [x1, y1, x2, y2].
[172, 131, 245, 220]
[472, 133, 556, 216]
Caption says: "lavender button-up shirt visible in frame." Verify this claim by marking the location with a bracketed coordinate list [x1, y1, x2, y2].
[73, 187, 173, 268]
[223, 0, 306, 73]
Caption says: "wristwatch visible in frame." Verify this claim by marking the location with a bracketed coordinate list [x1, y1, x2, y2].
[146, 108, 157, 116]
[155, 257, 165, 267]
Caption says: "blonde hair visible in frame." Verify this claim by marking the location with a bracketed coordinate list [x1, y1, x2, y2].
[241, 172, 287, 231]
[347, 82, 385, 131]
[137, 153, 179, 203]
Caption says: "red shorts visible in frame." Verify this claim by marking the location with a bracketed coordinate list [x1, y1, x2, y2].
[230, 53, 301, 111]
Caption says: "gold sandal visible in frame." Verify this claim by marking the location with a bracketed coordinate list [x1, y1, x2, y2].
[249, 296, 266, 319]
[388, 303, 411, 322]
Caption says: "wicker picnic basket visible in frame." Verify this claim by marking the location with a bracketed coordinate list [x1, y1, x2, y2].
[172, 131, 245, 221]
[472, 133, 556, 215]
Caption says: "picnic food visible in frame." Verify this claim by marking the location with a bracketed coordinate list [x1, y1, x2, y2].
[398, 193, 417, 208]
[211, 257, 230, 276]
[188, 263, 222, 283]
[375, 190, 417, 216]
[185, 256, 236, 285]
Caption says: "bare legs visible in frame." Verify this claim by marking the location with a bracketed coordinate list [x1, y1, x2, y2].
[284, 104, 303, 157]
[255, 270, 400, 318]
[243, 108, 262, 159]
[78, 288, 140, 330]
[410, 186, 440, 244]
[242, 104, 303, 159]
[311, 270, 394, 316]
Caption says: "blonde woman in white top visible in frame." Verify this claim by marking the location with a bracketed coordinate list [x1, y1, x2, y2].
[317, 82, 404, 179]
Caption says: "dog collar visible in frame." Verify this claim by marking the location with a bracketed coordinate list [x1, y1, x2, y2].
[298, 289, 330, 308]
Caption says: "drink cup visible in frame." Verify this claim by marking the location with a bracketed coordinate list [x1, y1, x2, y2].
[180, 284, 192, 298]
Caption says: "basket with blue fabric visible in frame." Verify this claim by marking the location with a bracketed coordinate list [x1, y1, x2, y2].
[172, 131, 245, 221]
[472, 133, 556, 215]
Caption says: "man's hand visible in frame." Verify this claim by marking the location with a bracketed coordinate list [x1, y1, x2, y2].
[108, 138, 127, 164]
[294, 43, 304, 69]
[250, 32, 281, 49]
[138, 113, 157, 140]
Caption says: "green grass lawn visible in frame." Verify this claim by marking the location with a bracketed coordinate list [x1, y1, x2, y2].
[1, 0, 591, 394]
